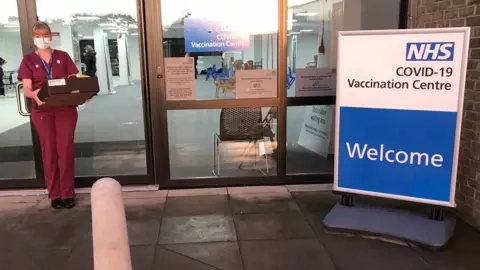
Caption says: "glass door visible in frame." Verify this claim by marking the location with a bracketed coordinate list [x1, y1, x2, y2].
[146, 0, 288, 188]
[2, 0, 409, 190]
[31, 0, 153, 186]
[0, 0, 44, 188]
[147, 0, 409, 188]
[284, 0, 408, 182]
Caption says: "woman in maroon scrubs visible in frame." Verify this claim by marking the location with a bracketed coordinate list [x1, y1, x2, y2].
[18, 22, 79, 209]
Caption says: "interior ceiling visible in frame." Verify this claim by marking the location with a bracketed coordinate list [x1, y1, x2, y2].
[1, 0, 334, 35]
[0, 13, 139, 35]
[161, 0, 332, 34]
[289, 0, 332, 33]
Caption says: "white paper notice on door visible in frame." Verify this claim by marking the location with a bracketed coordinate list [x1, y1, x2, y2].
[236, 69, 277, 99]
[165, 57, 196, 100]
[297, 105, 335, 158]
[295, 68, 336, 97]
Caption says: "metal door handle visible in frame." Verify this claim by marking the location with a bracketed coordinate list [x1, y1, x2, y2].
[15, 83, 31, 117]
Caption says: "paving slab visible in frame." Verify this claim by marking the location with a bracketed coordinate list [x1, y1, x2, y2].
[234, 212, 315, 240]
[0, 189, 477, 270]
[163, 195, 230, 217]
[164, 242, 244, 270]
[320, 233, 432, 270]
[240, 239, 337, 270]
[158, 214, 237, 244]
[230, 192, 300, 214]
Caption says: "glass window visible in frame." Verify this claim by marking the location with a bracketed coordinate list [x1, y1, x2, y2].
[168, 107, 278, 178]
[287, 105, 334, 175]
[0, 1, 37, 180]
[36, 0, 147, 176]
[287, 0, 402, 97]
[286, 0, 402, 175]
[161, 0, 278, 100]
[287, 0, 335, 97]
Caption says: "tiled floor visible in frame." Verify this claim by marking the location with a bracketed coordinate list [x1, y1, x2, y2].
[1, 186, 479, 270]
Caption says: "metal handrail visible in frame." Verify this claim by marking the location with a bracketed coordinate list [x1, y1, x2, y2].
[15, 82, 31, 116]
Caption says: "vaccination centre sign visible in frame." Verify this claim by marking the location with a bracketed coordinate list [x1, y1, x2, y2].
[184, 18, 250, 53]
[335, 28, 470, 207]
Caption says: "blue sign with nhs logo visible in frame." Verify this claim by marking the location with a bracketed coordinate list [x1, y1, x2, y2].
[406, 42, 455, 61]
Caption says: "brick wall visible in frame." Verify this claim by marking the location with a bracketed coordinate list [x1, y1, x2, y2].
[409, 0, 480, 228]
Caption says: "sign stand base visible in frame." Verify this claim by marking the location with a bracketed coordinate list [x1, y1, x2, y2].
[429, 207, 444, 221]
[323, 202, 456, 250]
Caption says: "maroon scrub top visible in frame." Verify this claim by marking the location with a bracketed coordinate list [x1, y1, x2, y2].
[18, 49, 79, 111]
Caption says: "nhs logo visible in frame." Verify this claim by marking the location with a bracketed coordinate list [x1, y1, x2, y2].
[406, 42, 455, 61]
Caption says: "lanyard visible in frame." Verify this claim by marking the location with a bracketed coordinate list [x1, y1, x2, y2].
[39, 52, 53, 79]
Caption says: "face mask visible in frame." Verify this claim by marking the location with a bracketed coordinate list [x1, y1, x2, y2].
[34, 37, 52, 50]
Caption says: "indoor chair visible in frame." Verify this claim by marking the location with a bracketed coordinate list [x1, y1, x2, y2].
[215, 77, 235, 97]
[213, 108, 272, 176]
[2, 71, 18, 94]
[244, 60, 254, 70]
[205, 64, 217, 81]
[206, 64, 230, 82]
[287, 67, 296, 89]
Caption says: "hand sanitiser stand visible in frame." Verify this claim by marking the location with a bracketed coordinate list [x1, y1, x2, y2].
[324, 27, 470, 250]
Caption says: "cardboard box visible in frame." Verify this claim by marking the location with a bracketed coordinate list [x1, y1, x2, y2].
[39, 76, 99, 107]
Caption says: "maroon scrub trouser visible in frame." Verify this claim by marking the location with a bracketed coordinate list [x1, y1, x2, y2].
[32, 107, 78, 200]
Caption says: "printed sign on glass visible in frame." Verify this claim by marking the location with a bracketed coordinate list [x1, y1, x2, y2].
[295, 68, 336, 97]
[235, 70, 277, 99]
[165, 57, 196, 100]
[184, 18, 250, 53]
[298, 105, 335, 158]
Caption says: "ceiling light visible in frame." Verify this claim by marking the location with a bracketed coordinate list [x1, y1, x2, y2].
[131, 32, 139, 36]
[1, 28, 20, 32]
[300, 29, 313, 32]
[128, 24, 138, 29]
[289, 31, 300, 35]
[288, 0, 316, 7]
[98, 23, 117, 27]
[76, 16, 101, 21]
[110, 30, 128, 33]
[291, 19, 298, 22]
[295, 12, 318, 16]
[3, 23, 20, 28]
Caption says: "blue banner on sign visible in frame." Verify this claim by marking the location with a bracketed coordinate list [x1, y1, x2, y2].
[338, 106, 457, 202]
[184, 18, 250, 53]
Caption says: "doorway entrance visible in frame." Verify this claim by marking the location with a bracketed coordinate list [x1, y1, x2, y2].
[0, 0, 407, 190]
[0, 0, 152, 189]
[149, 0, 336, 188]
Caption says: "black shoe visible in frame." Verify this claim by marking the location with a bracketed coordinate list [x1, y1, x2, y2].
[51, 199, 64, 209]
[63, 198, 76, 209]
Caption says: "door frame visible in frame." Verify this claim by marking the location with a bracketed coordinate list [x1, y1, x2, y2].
[146, 0, 410, 189]
[1, 0, 155, 189]
[0, 0, 45, 189]
[146, 0, 336, 189]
